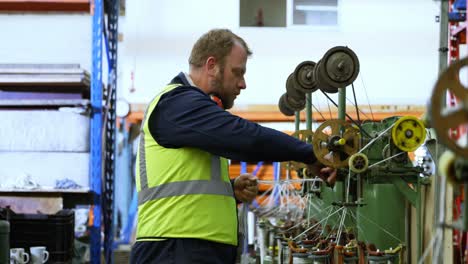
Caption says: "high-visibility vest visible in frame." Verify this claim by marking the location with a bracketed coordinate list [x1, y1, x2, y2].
[135, 84, 238, 246]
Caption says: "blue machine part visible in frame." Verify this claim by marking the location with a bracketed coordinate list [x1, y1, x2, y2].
[454, 0, 466, 10]
[449, 12, 466, 22]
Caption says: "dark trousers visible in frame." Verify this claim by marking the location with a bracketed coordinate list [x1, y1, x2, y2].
[130, 238, 238, 264]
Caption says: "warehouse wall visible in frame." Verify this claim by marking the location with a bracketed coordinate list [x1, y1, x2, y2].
[118, 0, 441, 107]
[0, 14, 92, 70]
[0, 1, 441, 107]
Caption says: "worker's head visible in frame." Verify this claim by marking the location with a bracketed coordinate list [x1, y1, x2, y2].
[189, 29, 252, 109]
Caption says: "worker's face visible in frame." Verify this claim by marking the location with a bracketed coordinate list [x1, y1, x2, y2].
[214, 43, 248, 109]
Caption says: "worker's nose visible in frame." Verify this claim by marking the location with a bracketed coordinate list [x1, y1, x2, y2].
[239, 78, 246, 90]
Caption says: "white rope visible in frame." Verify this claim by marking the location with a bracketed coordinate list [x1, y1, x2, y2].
[325, 212, 342, 241]
[293, 206, 345, 241]
[367, 152, 405, 169]
[348, 210, 370, 243]
[418, 228, 442, 264]
[307, 194, 311, 227]
[257, 178, 323, 184]
[356, 211, 403, 243]
[283, 204, 334, 233]
[432, 228, 444, 264]
[359, 123, 396, 153]
[345, 171, 352, 203]
[336, 207, 348, 245]
[319, 206, 336, 237]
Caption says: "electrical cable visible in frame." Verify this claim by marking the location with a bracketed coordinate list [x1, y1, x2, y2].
[360, 74, 375, 120]
[346, 97, 372, 120]
[312, 104, 327, 121]
[326, 94, 333, 120]
[320, 90, 373, 139]
[351, 83, 361, 123]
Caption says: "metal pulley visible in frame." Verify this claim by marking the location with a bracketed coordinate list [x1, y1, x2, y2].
[316, 46, 360, 93]
[285, 73, 306, 106]
[278, 92, 305, 116]
[312, 120, 361, 168]
[294, 61, 318, 93]
[348, 153, 369, 173]
[391, 116, 426, 152]
[431, 57, 468, 158]
[279, 71, 310, 116]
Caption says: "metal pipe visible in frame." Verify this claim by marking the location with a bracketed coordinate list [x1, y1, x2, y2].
[295, 111, 300, 132]
[306, 93, 312, 131]
[416, 176, 422, 260]
[406, 200, 411, 264]
[338, 87, 346, 121]
[438, 0, 449, 74]
[433, 1, 449, 262]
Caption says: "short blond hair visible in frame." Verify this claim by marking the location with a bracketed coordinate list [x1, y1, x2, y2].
[189, 29, 252, 69]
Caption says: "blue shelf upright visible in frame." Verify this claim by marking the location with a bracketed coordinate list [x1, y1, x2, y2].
[91, 0, 103, 263]
[91, 0, 120, 262]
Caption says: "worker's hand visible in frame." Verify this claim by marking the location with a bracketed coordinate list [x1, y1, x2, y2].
[318, 166, 337, 188]
[308, 160, 337, 188]
[233, 173, 258, 203]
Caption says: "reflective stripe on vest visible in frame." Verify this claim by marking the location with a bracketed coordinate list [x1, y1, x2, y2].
[138, 154, 233, 204]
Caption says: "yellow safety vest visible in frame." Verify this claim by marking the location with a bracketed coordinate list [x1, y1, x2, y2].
[135, 84, 238, 246]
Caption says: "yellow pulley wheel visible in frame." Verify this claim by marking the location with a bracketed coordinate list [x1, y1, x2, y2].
[282, 130, 314, 171]
[391, 116, 426, 152]
[291, 129, 314, 143]
[348, 153, 369, 174]
[312, 119, 361, 168]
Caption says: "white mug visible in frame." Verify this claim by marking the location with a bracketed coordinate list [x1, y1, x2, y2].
[30, 246, 49, 264]
[10, 248, 29, 264]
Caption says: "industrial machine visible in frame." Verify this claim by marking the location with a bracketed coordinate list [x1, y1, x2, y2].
[249, 46, 429, 264]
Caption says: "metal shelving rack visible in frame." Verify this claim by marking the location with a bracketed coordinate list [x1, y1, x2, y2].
[91, 0, 119, 263]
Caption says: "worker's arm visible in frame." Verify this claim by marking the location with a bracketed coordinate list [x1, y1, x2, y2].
[148, 86, 316, 163]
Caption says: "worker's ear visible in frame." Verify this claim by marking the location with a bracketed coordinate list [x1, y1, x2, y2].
[206, 56, 219, 77]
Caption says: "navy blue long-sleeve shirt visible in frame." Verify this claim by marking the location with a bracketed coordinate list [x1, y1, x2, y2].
[147, 72, 316, 164]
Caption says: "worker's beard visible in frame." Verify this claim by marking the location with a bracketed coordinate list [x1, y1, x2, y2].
[211, 71, 234, 109]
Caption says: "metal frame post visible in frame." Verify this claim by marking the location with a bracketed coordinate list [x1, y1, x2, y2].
[90, 0, 103, 262]
[103, 0, 120, 262]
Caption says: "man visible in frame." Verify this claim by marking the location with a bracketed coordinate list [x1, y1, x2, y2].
[131, 28, 336, 264]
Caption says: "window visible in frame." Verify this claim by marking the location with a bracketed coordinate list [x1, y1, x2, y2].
[239, 0, 286, 27]
[290, 0, 338, 27]
[239, 0, 339, 28]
